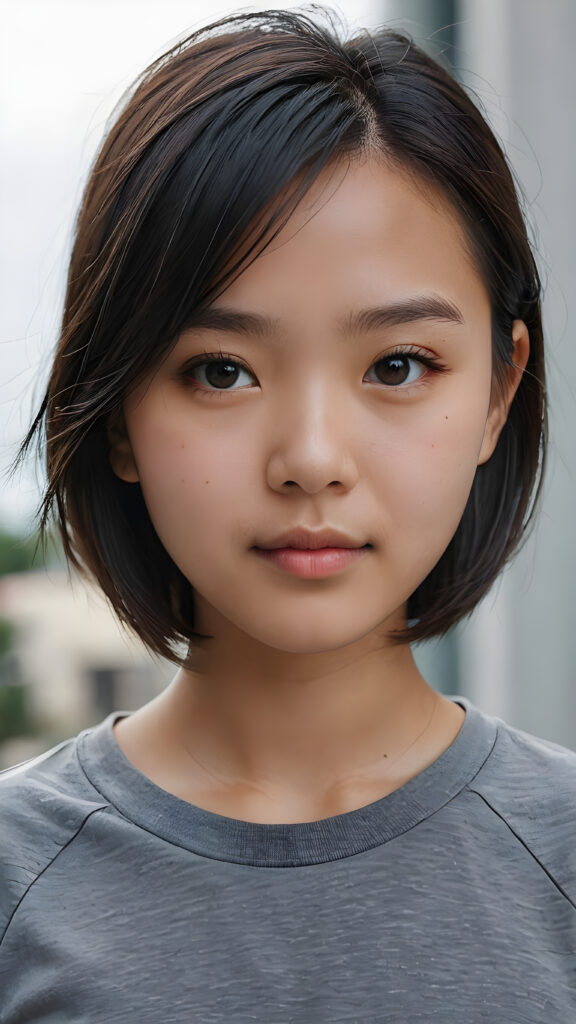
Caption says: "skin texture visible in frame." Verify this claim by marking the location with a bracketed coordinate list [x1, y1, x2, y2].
[110, 155, 529, 823]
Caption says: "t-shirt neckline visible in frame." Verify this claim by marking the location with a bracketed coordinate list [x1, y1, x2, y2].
[77, 696, 498, 867]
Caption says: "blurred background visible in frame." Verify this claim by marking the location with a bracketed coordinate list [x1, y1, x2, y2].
[1, 0, 575, 767]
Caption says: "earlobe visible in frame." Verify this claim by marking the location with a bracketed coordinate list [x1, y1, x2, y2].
[107, 412, 140, 483]
[477, 319, 530, 466]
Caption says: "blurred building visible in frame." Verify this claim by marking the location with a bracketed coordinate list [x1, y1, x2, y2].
[0, 569, 172, 768]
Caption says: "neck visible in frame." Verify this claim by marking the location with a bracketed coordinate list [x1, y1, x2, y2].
[114, 620, 464, 822]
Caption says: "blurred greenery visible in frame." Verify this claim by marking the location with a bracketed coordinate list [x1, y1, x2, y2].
[0, 617, 15, 655]
[0, 526, 61, 745]
[0, 684, 35, 742]
[0, 527, 60, 576]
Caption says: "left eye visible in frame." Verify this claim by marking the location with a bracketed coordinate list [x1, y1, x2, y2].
[365, 354, 427, 387]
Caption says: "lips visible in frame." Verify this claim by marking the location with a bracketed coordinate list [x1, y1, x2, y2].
[254, 527, 369, 551]
[253, 544, 370, 579]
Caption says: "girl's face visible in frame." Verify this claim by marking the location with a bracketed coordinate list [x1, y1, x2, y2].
[112, 156, 526, 655]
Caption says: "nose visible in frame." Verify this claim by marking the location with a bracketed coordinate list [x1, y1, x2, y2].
[265, 380, 360, 495]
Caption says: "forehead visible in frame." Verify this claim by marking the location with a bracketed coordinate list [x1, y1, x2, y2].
[216, 155, 489, 321]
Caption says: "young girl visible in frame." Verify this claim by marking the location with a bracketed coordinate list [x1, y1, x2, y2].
[2, 8, 574, 1021]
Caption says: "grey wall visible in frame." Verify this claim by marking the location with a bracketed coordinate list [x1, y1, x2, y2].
[457, 0, 576, 746]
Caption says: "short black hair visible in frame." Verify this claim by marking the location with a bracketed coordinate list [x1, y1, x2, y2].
[20, 7, 546, 661]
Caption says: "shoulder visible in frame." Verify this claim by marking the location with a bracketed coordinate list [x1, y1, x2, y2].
[467, 712, 576, 902]
[471, 711, 576, 801]
[0, 733, 108, 943]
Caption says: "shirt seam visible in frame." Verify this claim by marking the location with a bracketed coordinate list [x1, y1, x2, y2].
[0, 805, 108, 951]
[466, 787, 576, 912]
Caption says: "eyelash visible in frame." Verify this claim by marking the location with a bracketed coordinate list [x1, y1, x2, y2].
[178, 347, 449, 399]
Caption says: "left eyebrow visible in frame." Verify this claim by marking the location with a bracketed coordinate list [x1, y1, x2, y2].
[184, 293, 464, 341]
[341, 295, 464, 333]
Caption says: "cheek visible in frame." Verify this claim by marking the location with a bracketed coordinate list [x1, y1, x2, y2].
[370, 393, 490, 543]
[128, 409, 251, 557]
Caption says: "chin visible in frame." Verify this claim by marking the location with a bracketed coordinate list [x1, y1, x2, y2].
[228, 608, 402, 656]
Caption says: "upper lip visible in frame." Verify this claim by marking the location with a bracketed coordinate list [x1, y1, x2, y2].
[255, 528, 369, 550]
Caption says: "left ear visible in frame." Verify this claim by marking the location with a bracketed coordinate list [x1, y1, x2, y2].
[477, 319, 530, 466]
[107, 408, 140, 483]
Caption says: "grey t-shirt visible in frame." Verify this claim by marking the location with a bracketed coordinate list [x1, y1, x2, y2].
[1, 696, 575, 1023]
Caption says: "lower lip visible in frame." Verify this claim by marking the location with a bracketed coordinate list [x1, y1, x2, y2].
[253, 546, 370, 578]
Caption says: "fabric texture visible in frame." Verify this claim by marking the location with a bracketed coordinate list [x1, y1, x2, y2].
[1, 696, 575, 1023]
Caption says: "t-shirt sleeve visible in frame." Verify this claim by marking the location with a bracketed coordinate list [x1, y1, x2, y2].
[467, 722, 576, 909]
[0, 740, 108, 945]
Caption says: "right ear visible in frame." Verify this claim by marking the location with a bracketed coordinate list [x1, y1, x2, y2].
[107, 410, 140, 483]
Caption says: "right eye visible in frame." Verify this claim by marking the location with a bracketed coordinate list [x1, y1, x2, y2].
[180, 354, 257, 393]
